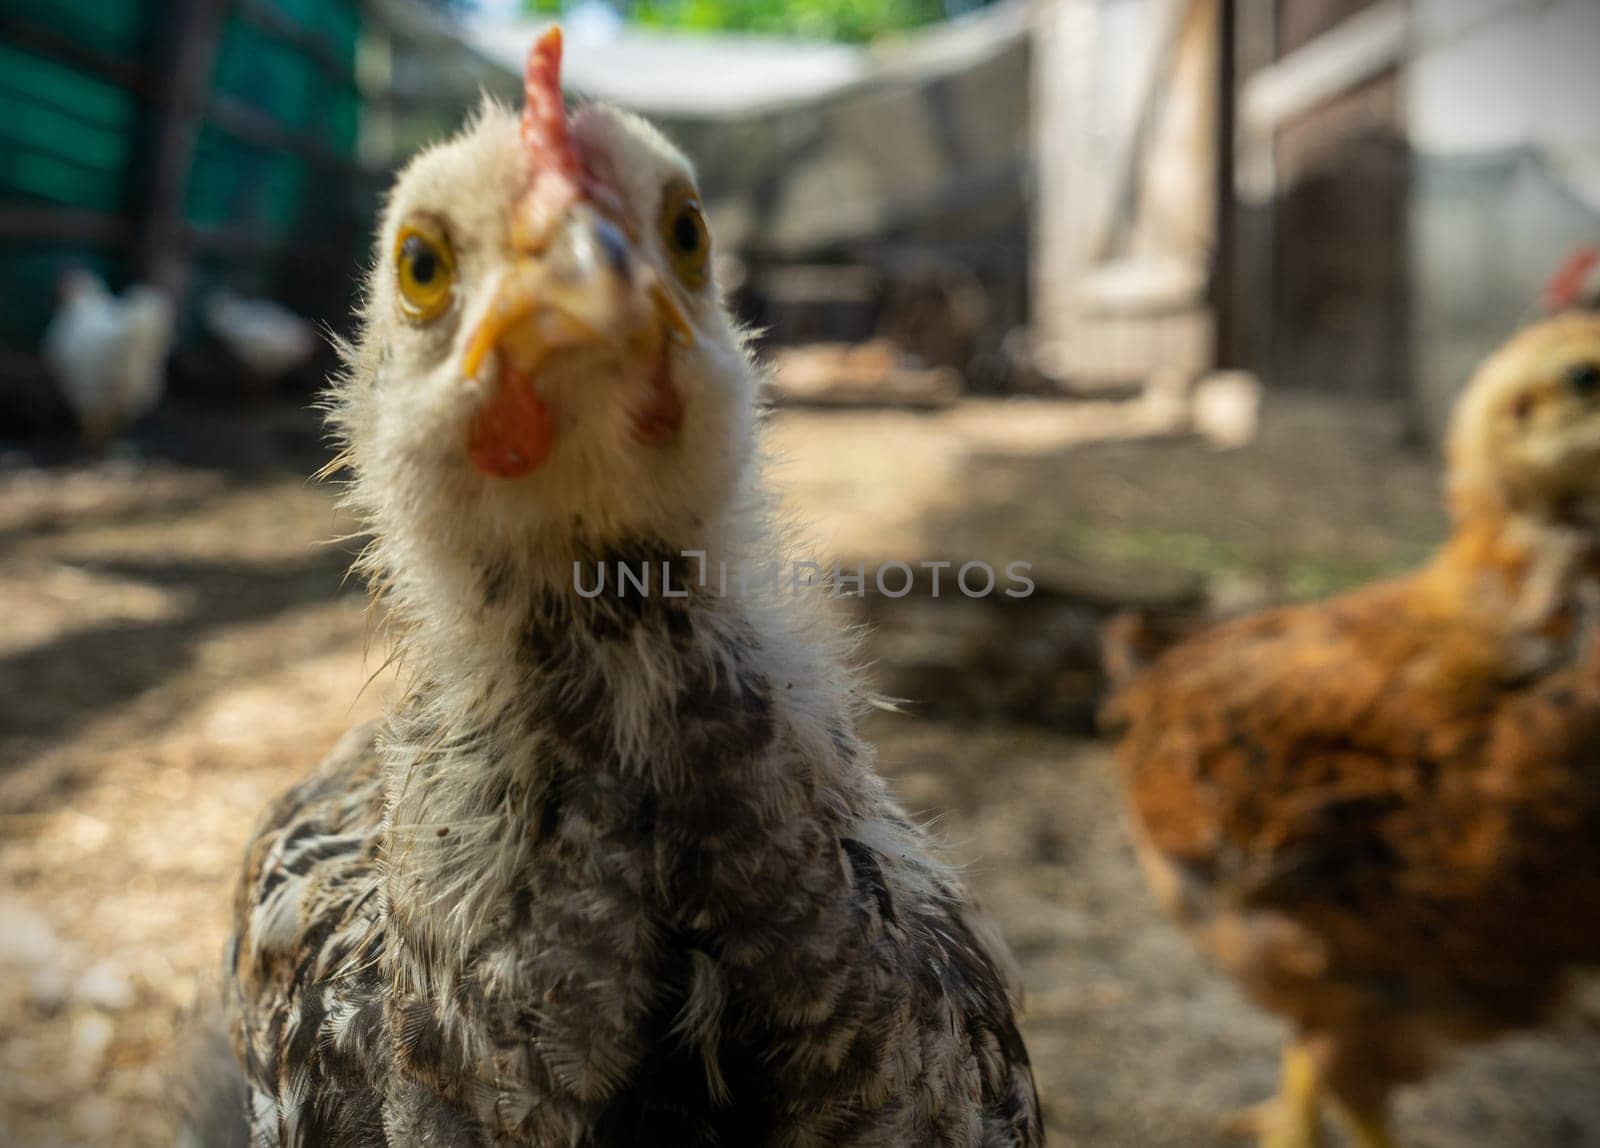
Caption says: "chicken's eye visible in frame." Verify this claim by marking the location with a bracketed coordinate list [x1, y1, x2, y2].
[659, 185, 710, 290]
[394, 223, 456, 322]
[1564, 361, 1600, 398]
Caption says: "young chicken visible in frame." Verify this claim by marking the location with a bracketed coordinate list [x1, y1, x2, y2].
[1103, 314, 1600, 1148]
[213, 30, 1040, 1147]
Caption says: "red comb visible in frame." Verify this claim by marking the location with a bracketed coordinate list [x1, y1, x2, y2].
[512, 27, 582, 250]
[522, 27, 579, 185]
[1542, 244, 1600, 313]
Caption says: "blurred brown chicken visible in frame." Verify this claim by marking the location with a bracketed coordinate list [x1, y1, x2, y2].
[1102, 314, 1600, 1148]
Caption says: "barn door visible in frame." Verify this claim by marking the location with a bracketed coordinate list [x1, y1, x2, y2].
[1257, 0, 1409, 399]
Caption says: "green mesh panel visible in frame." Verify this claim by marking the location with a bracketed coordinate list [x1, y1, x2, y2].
[1, 0, 364, 352]
[3, 0, 155, 58]
[0, 46, 135, 209]
[211, 19, 321, 131]
[0, 33, 139, 346]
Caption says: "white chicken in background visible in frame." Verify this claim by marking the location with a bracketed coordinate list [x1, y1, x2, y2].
[42, 269, 175, 452]
[202, 290, 317, 383]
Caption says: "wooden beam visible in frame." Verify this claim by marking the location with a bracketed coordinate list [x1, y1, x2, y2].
[1239, 0, 1408, 134]
[134, 0, 230, 299]
[1085, 0, 1196, 264]
[185, 221, 357, 270]
[185, 223, 279, 259]
[206, 95, 374, 177]
[0, 206, 132, 246]
[0, 14, 153, 96]
[1213, 0, 1237, 370]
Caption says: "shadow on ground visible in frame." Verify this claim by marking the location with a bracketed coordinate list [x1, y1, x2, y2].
[0, 395, 1596, 1146]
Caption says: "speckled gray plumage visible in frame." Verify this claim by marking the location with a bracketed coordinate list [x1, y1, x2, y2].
[222, 557, 1041, 1146]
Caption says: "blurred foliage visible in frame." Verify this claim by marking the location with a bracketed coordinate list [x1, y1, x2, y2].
[521, 0, 967, 42]
[1055, 519, 1439, 603]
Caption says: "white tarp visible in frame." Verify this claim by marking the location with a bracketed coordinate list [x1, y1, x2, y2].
[462, 2, 1029, 120]
[1409, 0, 1600, 211]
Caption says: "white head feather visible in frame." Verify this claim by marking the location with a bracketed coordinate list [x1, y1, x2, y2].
[330, 97, 766, 641]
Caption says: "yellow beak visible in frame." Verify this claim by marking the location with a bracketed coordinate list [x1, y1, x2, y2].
[462, 205, 692, 385]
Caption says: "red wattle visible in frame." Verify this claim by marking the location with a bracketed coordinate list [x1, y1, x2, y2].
[632, 348, 684, 446]
[468, 383, 556, 478]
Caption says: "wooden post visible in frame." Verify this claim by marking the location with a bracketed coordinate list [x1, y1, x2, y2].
[1213, 0, 1237, 370]
[134, 0, 229, 302]
[1030, 0, 1098, 353]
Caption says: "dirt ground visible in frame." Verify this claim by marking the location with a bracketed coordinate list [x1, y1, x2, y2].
[3, 394, 1599, 1147]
